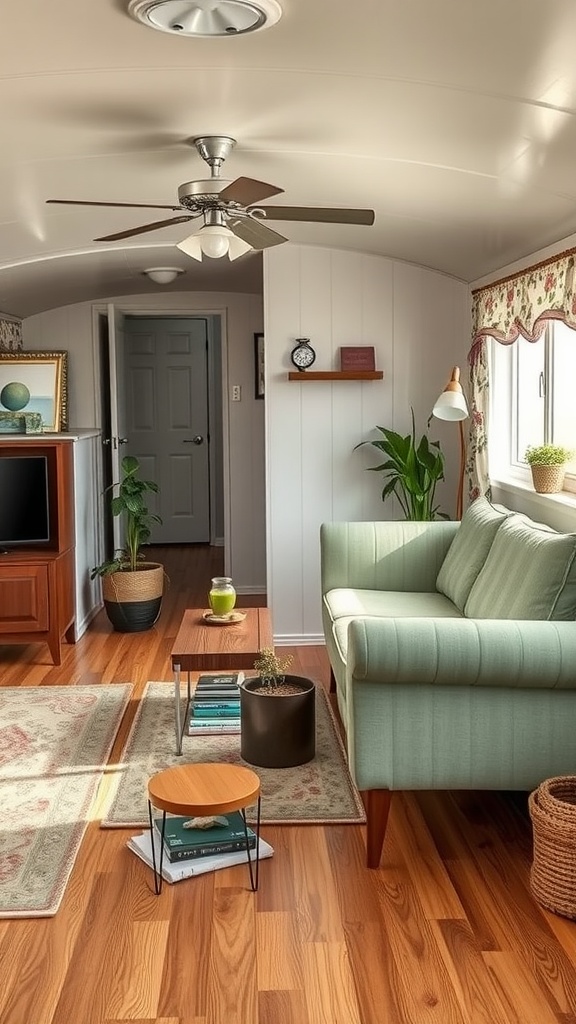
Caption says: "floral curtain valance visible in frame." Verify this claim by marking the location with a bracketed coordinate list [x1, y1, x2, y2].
[471, 250, 576, 350]
[468, 246, 576, 503]
[0, 317, 22, 351]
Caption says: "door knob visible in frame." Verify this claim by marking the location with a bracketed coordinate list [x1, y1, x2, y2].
[190, 435, 204, 445]
[118, 437, 128, 445]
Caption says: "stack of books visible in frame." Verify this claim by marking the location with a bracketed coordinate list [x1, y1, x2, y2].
[127, 830, 274, 884]
[187, 672, 243, 735]
[154, 810, 257, 862]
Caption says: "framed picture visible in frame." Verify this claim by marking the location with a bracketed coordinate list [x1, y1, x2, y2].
[0, 351, 68, 432]
[254, 332, 265, 399]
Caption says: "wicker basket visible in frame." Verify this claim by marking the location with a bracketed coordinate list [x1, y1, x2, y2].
[530, 464, 565, 494]
[529, 776, 576, 918]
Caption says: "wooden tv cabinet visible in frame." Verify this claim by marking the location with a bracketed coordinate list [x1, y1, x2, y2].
[0, 439, 75, 665]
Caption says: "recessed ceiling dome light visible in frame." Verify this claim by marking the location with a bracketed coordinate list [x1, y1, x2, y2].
[143, 266, 185, 284]
[128, 0, 282, 37]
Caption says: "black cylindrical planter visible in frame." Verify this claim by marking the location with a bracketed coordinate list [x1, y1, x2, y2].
[240, 675, 316, 768]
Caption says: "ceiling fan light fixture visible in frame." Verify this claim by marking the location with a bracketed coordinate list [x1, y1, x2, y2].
[127, 0, 281, 37]
[177, 225, 252, 261]
[143, 266, 185, 284]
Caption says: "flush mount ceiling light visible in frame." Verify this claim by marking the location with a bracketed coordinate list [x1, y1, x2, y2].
[128, 0, 282, 37]
[177, 210, 253, 261]
[143, 266, 185, 284]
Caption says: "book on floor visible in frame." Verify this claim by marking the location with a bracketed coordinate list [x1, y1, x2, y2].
[154, 810, 257, 861]
[127, 830, 273, 884]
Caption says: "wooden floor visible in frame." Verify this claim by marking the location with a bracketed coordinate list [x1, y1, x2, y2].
[1, 545, 576, 1024]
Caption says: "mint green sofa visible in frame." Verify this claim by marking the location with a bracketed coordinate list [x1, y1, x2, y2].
[320, 499, 576, 867]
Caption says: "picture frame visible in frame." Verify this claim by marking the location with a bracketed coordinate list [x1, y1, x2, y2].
[254, 332, 265, 399]
[0, 351, 68, 432]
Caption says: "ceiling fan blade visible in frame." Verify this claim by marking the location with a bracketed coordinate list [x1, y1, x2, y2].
[250, 206, 375, 226]
[219, 177, 284, 206]
[47, 199, 182, 210]
[228, 216, 288, 250]
[94, 215, 195, 242]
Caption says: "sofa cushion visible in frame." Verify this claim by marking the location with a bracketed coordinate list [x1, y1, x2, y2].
[436, 496, 511, 612]
[464, 516, 576, 620]
[324, 588, 462, 621]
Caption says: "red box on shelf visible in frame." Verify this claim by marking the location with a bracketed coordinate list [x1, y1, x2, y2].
[340, 346, 376, 371]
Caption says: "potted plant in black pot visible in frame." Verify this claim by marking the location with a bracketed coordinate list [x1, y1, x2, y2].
[240, 649, 316, 768]
[91, 454, 164, 632]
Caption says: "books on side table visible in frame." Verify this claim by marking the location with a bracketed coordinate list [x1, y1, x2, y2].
[127, 829, 274, 884]
[187, 671, 244, 736]
[154, 810, 257, 862]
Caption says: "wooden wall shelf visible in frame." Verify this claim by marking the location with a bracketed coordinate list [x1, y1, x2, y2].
[288, 371, 384, 382]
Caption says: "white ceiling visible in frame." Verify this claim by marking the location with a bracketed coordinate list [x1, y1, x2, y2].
[3, 0, 576, 317]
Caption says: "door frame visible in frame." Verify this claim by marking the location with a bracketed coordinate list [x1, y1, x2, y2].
[91, 303, 231, 568]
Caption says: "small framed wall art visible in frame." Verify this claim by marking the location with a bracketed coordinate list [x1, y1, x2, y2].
[0, 351, 68, 432]
[254, 332, 265, 399]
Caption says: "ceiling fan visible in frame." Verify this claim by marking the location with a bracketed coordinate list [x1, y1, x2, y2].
[46, 135, 375, 260]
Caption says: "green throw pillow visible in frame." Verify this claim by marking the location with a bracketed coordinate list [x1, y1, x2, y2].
[436, 496, 511, 612]
[464, 516, 576, 620]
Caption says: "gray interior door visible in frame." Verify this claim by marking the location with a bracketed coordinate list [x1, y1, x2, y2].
[123, 316, 210, 544]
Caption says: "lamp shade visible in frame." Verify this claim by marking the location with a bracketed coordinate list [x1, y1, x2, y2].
[432, 366, 469, 421]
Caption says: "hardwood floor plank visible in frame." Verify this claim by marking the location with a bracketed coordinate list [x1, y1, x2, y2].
[393, 793, 468, 921]
[483, 950, 563, 1024]
[434, 918, 515, 1024]
[256, 910, 303, 990]
[207, 886, 258, 1024]
[289, 826, 345, 943]
[302, 941, 363, 1024]
[376, 869, 468, 1024]
[258, 989, 310, 1024]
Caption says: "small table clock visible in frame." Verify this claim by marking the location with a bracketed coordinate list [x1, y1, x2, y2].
[290, 338, 316, 371]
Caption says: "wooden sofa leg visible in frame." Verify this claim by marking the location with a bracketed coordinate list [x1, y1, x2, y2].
[329, 667, 336, 694]
[361, 789, 392, 868]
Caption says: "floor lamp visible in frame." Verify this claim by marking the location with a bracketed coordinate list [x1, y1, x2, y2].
[432, 366, 469, 520]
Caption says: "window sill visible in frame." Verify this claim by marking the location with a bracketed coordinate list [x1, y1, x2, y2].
[490, 474, 576, 511]
[490, 473, 576, 532]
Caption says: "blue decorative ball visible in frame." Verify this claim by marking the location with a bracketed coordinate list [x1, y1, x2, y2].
[0, 381, 31, 411]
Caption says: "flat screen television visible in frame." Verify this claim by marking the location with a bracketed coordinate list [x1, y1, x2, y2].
[0, 455, 50, 549]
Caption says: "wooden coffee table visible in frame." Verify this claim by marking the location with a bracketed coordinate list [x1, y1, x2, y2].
[171, 606, 273, 754]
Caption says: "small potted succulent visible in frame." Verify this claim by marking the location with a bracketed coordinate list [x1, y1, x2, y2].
[240, 648, 316, 768]
[524, 444, 574, 494]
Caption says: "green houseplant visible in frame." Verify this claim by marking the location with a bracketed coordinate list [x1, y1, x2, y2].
[355, 410, 448, 520]
[91, 454, 165, 632]
[524, 444, 573, 494]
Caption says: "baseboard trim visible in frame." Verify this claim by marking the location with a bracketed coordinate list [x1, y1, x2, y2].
[274, 633, 325, 646]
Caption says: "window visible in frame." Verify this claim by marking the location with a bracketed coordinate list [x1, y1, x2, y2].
[490, 320, 576, 488]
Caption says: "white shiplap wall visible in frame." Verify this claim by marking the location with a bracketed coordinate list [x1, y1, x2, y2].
[265, 245, 470, 642]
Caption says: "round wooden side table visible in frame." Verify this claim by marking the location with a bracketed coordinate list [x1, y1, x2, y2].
[147, 762, 261, 894]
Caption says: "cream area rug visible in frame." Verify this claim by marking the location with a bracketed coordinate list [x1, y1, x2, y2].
[0, 685, 131, 918]
[103, 682, 366, 827]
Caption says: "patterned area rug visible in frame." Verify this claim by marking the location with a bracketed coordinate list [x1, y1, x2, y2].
[103, 682, 366, 826]
[0, 685, 132, 918]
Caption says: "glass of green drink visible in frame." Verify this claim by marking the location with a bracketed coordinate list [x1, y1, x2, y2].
[209, 576, 236, 616]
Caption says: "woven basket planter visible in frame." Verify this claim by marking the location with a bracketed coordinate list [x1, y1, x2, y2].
[530, 464, 566, 494]
[529, 776, 576, 918]
[102, 562, 164, 632]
